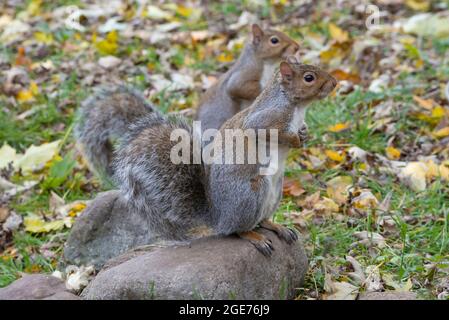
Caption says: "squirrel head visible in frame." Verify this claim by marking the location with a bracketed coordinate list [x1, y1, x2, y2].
[251, 24, 299, 60]
[278, 57, 338, 105]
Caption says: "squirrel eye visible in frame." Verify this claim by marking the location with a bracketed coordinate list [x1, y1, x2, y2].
[270, 36, 280, 44]
[304, 73, 315, 83]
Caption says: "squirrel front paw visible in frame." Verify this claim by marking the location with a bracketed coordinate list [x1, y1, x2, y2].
[298, 124, 309, 144]
[260, 220, 298, 245]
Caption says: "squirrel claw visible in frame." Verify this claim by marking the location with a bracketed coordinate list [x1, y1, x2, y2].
[279, 227, 298, 244]
[298, 125, 309, 144]
[254, 239, 274, 257]
[238, 231, 274, 257]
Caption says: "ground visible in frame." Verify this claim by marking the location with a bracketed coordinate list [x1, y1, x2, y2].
[0, 0, 448, 299]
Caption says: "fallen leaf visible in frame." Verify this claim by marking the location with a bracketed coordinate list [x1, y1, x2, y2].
[352, 190, 379, 210]
[329, 23, 349, 43]
[314, 197, 340, 214]
[330, 69, 361, 84]
[0, 143, 19, 169]
[348, 146, 368, 162]
[95, 30, 118, 55]
[406, 0, 431, 11]
[325, 150, 345, 162]
[24, 215, 72, 233]
[98, 55, 122, 69]
[433, 127, 449, 138]
[65, 265, 95, 292]
[15, 140, 60, 172]
[0, 207, 10, 223]
[282, 178, 305, 197]
[413, 95, 434, 110]
[399, 162, 427, 192]
[328, 122, 350, 132]
[364, 265, 384, 292]
[386, 146, 401, 160]
[353, 231, 386, 248]
[401, 13, 449, 38]
[145, 5, 173, 20]
[346, 256, 366, 285]
[326, 176, 353, 205]
[324, 278, 358, 300]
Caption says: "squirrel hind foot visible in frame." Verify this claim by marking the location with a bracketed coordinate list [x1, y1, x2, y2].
[238, 230, 274, 257]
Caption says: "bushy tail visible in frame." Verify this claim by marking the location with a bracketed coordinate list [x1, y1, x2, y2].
[113, 113, 212, 240]
[74, 85, 156, 183]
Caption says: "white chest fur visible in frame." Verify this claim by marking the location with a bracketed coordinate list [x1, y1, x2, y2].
[260, 145, 289, 220]
[260, 61, 278, 89]
[289, 107, 306, 133]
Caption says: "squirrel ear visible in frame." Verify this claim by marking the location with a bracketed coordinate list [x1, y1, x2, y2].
[251, 24, 264, 45]
[280, 61, 294, 83]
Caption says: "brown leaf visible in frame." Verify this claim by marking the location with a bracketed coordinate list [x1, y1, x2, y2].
[0, 207, 10, 223]
[282, 177, 305, 197]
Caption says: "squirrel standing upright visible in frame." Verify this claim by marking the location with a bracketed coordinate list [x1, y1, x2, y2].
[195, 24, 299, 132]
[113, 58, 337, 255]
[74, 24, 299, 180]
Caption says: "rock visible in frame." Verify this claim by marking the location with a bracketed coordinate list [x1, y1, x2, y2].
[64, 190, 159, 269]
[98, 56, 122, 70]
[358, 291, 418, 300]
[0, 274, 79, 300]
[82, 229, 308, 300]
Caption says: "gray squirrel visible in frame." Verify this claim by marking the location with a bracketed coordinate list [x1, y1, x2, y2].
[113, 60, 337, 255]
[74, 24, 299, 181]
[195, 24, 299, 133]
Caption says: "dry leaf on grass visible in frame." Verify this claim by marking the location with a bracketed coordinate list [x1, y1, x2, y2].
[326, 176, 353, 205]
[324, 273, 359, 300]
[353, 231, 386, 248]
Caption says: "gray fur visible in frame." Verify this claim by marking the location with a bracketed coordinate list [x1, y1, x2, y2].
[74, 85, 156, 182]
[113, 113, 211, 240]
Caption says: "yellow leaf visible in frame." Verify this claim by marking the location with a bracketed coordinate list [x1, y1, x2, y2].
[176, 5, 202, 21]
[328, 122, 350, 132]
[217, 52, 234, 63]
[24, 216, 72, 233]
[386, 146, 401, 160]
[433, 127, 449, 138]
[30, 81, 39, 95]
[106, 30, 118, 43]
[325, 150, 345, 162]
[326, 176, 353, 205]
[314, 197, 340, 214]
[425, 160, 440, 180]
[176, 5, 193, 17]
[95, 31, 118, 55]
[16, 140, 60, 172]
[0, 143, 19, 169]
[68, 203, 87, 217]
[405, 0, 430, 11]
[431, 106, 446, 119]
[328, 23, 349, 43]
[352, 190, 378, 210]
[27, 0, 42, 16]
[16, 90, 34, 102]
[34, 31, 53, 44]
[439, 162, 449, 180]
